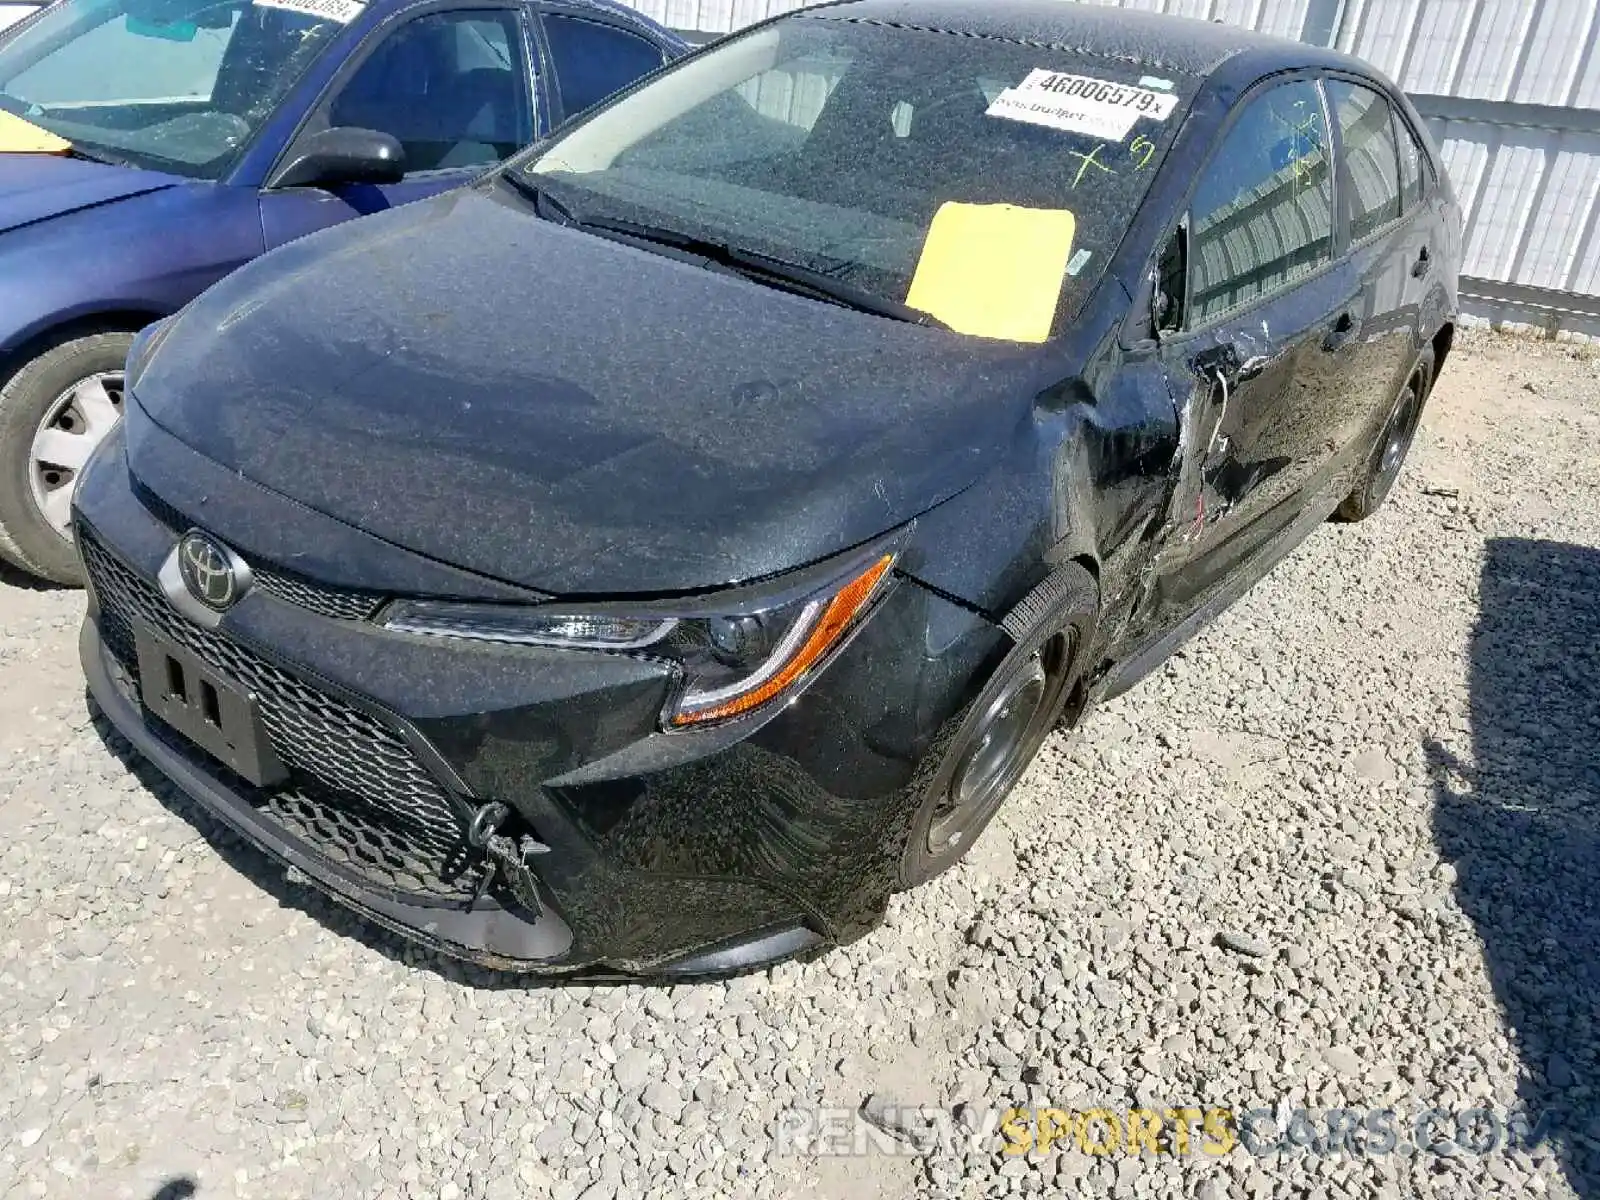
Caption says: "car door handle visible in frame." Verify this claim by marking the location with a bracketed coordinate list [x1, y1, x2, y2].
[1412, 246, 1432, 279]
[1323, 312, 1358, 353]
[1191, 343, 1241, 383]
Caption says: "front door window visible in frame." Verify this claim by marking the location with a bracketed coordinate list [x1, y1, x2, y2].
[1188, 79, 1335, 326]
[328, 10, 531, 173]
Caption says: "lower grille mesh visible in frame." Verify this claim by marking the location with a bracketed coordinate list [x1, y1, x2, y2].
[82, 529, 484, 903]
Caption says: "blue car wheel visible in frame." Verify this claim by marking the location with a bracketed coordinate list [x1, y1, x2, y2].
[0, 331, 132, 585]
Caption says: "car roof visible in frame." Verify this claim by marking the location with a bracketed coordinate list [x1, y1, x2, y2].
[801, 0, 1360, 81]
[542, 0, 685, 41]
[356, 0, 683, 44]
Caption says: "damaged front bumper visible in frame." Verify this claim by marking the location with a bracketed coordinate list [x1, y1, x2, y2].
[74, 423, 1007, 978]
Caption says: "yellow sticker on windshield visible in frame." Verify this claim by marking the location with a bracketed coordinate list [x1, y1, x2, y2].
[905, 202, 1077, 343]
[0, 111, 70, 155]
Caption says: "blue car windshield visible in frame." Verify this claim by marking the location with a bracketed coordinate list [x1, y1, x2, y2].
[0, 0, 346, 178]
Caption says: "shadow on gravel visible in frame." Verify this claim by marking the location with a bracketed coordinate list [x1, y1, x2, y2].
[85, 694, 595, 992]
[1428, 537, 1600, 1196]
[150, 1178, 197, 1200]
[0, 559, 66, 592]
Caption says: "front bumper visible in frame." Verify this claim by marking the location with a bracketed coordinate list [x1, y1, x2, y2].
[82, 615, 585, 967]
[76, 420, 1006, 977]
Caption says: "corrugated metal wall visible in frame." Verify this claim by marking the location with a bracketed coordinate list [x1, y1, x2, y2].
[1335, 0, 1600, 330]
[630, 0, 1600, 333]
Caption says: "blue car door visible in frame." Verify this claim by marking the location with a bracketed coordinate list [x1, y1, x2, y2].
[259, 4, 536, 249]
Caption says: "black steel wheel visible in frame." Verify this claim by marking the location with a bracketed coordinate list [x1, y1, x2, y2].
[899, 564, 1097, 888]
[1334, 346, 1435, 523]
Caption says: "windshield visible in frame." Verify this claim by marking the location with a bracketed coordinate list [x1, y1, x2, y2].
[518, 17, 1198, 341]
[0, 0, 346, 178]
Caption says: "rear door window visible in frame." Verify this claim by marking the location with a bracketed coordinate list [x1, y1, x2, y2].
[1329, 80, 1404, 241]
[1188, 78, 1335, 325]
[541, 13, 663, 120]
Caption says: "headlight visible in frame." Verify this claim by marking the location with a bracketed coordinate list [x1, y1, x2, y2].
[663, 553, 894, 727]
[380, 604, 676, 650]
[379, 551, 897, 730]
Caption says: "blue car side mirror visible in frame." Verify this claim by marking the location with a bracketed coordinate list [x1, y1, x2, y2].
[267, 126, 407, 191]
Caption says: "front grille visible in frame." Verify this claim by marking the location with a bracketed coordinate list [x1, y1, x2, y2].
[82, 528, 484, 903]
[252, 565, 383, 622]
[133, 480, 384, 622]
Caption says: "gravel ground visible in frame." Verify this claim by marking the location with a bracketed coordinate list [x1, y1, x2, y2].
[1, 331, 1597, 1200]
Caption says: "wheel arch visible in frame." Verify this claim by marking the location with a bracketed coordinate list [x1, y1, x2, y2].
[1, 309, 165, 387]
[1003, 555, 1101, 641]
[1430, 321, 1455, 382]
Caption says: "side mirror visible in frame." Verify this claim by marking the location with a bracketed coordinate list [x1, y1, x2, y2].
[267, 127, 406, 190]
[1152, 284, 1174, 332]
[1153, 222, 1188, 336]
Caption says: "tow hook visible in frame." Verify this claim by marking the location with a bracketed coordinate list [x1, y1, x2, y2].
[466, 801, 551, 915]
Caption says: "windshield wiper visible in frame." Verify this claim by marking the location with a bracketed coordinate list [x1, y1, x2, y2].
[503, 173, 948, 330]
[62, 144, 127, 167]
[503, 171, 577, 224]
[595, 218, 949, 329]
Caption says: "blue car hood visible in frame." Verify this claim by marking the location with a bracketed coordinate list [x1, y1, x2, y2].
[132, 184, 1051, 595]
[0, 153, 182, 236]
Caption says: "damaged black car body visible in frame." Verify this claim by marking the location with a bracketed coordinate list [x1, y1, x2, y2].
[75, 0, 1460, 977]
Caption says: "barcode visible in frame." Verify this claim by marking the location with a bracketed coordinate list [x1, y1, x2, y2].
[254, 0, 364, 24]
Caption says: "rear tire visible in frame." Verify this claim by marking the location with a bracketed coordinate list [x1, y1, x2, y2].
[0, 332, 134, 586]
[1333, 346, 1435, 523]
[898, 565, 1097, 889]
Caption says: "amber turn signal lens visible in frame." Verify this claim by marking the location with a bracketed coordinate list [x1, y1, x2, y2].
[669, 554, 895, 727]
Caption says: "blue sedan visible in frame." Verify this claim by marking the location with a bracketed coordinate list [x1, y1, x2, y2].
[0, 0, 684, 582]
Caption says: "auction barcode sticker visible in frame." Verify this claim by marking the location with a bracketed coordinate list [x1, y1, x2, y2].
[987, 70, 1179, 141]
[254, 0, 365, 23]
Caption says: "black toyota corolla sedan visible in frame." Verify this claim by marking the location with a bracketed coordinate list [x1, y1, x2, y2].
[74, 0, 1460, 977]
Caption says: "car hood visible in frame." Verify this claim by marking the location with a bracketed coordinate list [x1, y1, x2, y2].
[0, 152, 183, 236]
[133, 185, 1050, 595]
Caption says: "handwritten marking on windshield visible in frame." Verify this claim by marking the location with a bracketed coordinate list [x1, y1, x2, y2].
[1068, 144, 1116, 189]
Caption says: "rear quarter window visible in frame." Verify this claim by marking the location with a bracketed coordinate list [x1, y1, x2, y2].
[1394, 106, 1427, 212]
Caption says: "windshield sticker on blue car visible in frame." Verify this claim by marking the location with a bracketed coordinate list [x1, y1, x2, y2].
[986, 70, 1179, 141]
[254, 0, 364, 23]
[0, 111, 70, 155]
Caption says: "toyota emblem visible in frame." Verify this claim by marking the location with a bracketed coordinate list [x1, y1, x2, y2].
[177, 530, 243, 611]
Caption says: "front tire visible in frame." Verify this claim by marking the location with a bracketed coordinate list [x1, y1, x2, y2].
[1333, 346, 1435, 523]
[0, 332, 134, 585]
[898, 565, 1097, 889]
